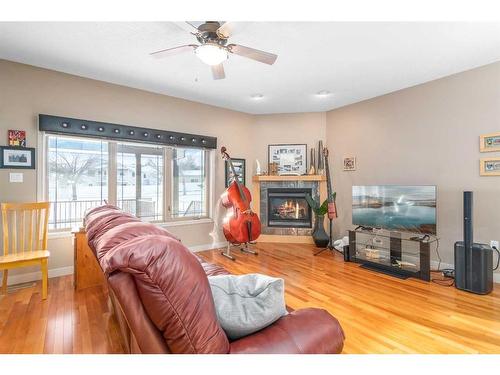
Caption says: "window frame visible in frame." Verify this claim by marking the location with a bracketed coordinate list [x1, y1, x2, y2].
[115, 141, 165, 222]
[38, 132, 214, 232]
[168, 147, 212, 221]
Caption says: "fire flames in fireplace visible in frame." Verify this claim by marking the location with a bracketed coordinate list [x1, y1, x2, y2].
[267, 188, 312, 228]
[274, 199, 307, 220]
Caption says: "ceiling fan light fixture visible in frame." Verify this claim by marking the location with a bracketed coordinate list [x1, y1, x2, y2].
[195, 44, 228, 66]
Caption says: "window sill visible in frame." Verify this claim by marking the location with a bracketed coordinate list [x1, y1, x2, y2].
[47, 218, 214, 239]
[48, 231, 74, 240]
[158, 218, 214, 228]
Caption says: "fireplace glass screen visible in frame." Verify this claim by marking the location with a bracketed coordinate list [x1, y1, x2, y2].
[267, 188, 313, 228]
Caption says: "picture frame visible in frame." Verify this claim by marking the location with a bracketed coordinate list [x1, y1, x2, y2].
[0, 146, 36, 169]
[480, 132, 500, 152]
[343, 156, 356, 171]
[480, 157, 500, 176]
[8, 130, 27, 147]
[268, 144, 307, 175]
[225, 158, 246, 187]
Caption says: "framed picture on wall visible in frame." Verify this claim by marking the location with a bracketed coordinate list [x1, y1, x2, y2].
[8, 130, 27, 147]
[480, 157, 500, 176]
[0, 146, 36, 169]
[268, 144, 307, 175]
[225, 158, 246, 187]
[343, 156, 356, 171]
[480, 132, 500, 152]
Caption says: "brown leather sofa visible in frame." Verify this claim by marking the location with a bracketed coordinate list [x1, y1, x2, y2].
[84, 205, 345, 354]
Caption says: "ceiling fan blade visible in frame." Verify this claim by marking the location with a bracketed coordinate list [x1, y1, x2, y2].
[185, 21, 201, 33]
[216, 22, 233, 38]
[173, 21, 200, 34]
[211, 63, 226, 80]
[227, 44, 277, 65]
[150, 45, 197, 59]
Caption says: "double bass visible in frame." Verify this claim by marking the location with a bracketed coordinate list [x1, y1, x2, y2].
[220, 147, 261, 259]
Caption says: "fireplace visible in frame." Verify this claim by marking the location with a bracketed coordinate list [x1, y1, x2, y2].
[267, 188, 312, 228]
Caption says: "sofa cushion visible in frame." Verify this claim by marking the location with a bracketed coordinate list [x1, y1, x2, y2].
[196, 255, 231, 277]
[85, 210, 140, 253]
[101, 234, 230, 354]
[84, 204, 120, 219]
[108, 272, 170, 354]
[208, 274, 288, 340]
[94, 221, 180, 262]
[229, 308, 345, 354]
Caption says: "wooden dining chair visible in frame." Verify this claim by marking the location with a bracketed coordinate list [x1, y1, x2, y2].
[1, 202, 50, 299]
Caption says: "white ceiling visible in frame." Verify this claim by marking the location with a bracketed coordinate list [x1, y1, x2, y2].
[0, 22, 499, 114]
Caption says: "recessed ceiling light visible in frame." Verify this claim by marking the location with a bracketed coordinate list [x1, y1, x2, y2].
[251, 93, 264, 100]
[316, 90, 331, 97]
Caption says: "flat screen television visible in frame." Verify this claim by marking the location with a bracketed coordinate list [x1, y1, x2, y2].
[352, 185, 437, 235]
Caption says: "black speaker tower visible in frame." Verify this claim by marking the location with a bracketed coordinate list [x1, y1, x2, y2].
[454, 191, 493, 294]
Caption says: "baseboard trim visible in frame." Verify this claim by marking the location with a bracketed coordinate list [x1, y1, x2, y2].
[3, 266, 74, 286]
[257, 234, 314, 244]
[188, 241, 227, 253]
[3, 249, 498, 285]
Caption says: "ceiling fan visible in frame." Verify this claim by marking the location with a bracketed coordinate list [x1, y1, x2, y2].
[150, 21, 278, 80]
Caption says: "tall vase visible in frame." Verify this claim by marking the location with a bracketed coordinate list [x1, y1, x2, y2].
[312, 214, 329, 248]
[308, 148, 316, 175]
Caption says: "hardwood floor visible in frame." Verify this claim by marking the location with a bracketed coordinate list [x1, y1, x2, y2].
[0, 275, 125, 354]
[198, 243, 500, 354]
[0, 242, 499, 354]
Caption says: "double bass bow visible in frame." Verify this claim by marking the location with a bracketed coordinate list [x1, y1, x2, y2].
[315, 147, 338, 256]
[220, 147, 261, 260]
[324, 147, 338, 222]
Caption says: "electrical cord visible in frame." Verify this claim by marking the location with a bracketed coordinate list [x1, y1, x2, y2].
[435, 238, 441, 271]
[493, 246, 500, 271]
[428, 236, 455, 286]
[431, 270, 455, 286]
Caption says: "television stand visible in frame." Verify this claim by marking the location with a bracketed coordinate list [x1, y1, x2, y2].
[360, 263, 409, 279]
[347, 229, 433, 281]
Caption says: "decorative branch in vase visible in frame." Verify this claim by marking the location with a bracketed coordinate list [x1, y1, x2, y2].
[305, 192, 336, 248]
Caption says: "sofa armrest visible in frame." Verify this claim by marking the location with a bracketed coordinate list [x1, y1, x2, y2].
[229, 308, 344, 354]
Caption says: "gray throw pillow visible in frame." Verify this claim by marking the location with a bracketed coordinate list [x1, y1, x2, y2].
[208, 273, 288, 340]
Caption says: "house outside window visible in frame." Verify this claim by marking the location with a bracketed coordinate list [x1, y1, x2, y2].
[44, 134, 211, 230]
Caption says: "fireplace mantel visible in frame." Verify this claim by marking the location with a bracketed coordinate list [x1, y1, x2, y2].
[252, 175, 327, 244]
[253, 175, 326, 182]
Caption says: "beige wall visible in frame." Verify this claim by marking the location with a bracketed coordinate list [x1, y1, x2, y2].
[326, 62, 500, 278]
[2, 58, 499, 283]
[0, 60, 326, 283]
[0, 59, 256, 282]
[250, 112, 326, 175]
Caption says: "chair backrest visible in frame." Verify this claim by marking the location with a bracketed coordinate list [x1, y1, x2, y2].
[1, 202, 50, 255]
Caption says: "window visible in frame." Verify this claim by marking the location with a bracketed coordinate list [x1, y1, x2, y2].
[44, 134, 211, 230]
[47, 136, 108, 229]
[172, 148, 208, 218]
[117, 143, 164, 221]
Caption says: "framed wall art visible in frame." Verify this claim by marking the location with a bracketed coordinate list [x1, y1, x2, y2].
[480, 132, 500, 152]
[480, 157, 500, 176]
[225, 158, 246, 187]
[343, 156, 356, 171]
[268, 144, 307, 175]
[0, 146, 36, 169]
[8, 130, 27, 147]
